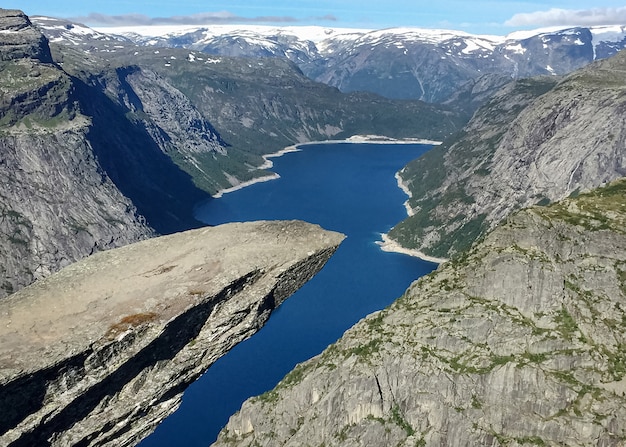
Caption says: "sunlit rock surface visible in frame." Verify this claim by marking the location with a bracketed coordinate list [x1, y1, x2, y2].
[0, 220, 344, 447]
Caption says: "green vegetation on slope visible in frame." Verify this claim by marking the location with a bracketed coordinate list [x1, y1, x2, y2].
[387, 70, 617, 258]
[533, 177, 626, 234]
[0, 59, 80, 129]
[214, 178, 626, 447]
[48, 41, 466, 196]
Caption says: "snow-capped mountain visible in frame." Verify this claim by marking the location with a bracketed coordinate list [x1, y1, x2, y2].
[32, 17, 626, 102]
[32, 15, 134, 45]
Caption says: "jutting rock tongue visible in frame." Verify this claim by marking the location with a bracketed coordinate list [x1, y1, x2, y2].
[0, 220, 345, 447]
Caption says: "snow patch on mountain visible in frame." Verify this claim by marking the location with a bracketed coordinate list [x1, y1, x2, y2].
[95, 24, 371, 44]
[591, 25, 626, 43]
[31, 16, 626, 102]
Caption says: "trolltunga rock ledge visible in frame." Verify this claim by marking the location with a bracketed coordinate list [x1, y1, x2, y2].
[0, 220, 344, 447]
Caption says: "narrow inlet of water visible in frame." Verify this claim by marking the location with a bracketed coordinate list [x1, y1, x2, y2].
[140, 142, 438, 446]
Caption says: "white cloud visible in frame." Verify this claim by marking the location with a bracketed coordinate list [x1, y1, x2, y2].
[69, 11, 337, 26]
[505, 7, 626, 27]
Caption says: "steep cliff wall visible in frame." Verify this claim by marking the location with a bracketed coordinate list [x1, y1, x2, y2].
[0, 10, 155, 297]
[214, 180, 626, 447]
[0, 220, 344, 447]
[390, 50, 626, 259]
[0, 128, 155, 296]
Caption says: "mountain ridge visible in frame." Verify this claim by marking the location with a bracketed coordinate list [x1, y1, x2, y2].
[42, 20, 625, 102]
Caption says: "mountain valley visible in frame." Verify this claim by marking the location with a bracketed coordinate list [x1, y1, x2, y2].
[0, 9, 459, 297]
[1, 7, 625, 447]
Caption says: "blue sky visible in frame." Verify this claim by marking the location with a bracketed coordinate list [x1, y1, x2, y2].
[9, 1, 626, 35]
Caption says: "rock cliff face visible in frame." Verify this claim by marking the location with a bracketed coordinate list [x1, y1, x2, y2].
[0, 9, 52, 62]
[0, 220, 344, 447]
[213, 181, 626, 447]
[0, 128, 155, 296]
[0, 9, 155, 297]
[390, 50, 626, 259]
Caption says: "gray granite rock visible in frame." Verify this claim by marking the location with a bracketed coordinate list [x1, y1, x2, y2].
[391, 50, 626, 259]
[0, 9, 52, 62]
[0, 220, 344, 446]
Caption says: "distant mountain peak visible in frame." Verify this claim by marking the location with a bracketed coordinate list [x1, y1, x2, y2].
[0, 8, 53, 62]
[32, 16, 626, 102]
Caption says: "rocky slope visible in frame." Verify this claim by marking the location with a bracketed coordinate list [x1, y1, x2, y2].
[389, 49, 626, 259]
[0, 220, 344, 447]
[0, 9, 52, 62]
[213, 180, 626, 447]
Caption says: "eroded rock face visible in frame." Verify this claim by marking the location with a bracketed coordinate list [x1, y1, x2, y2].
[0, 127, 156, 297]
[213, 182, 626, 447]
[0, 220, 344, 447]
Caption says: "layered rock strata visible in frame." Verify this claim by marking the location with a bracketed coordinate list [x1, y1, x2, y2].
[214, 181, 626, 447]
[0, 220, 344, 447]
[0, 9, 52, 62]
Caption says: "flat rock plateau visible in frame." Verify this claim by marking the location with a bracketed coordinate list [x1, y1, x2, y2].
[0, 220, 344, 447]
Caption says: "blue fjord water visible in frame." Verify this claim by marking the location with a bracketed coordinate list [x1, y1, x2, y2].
[140, 142, 438, 446]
